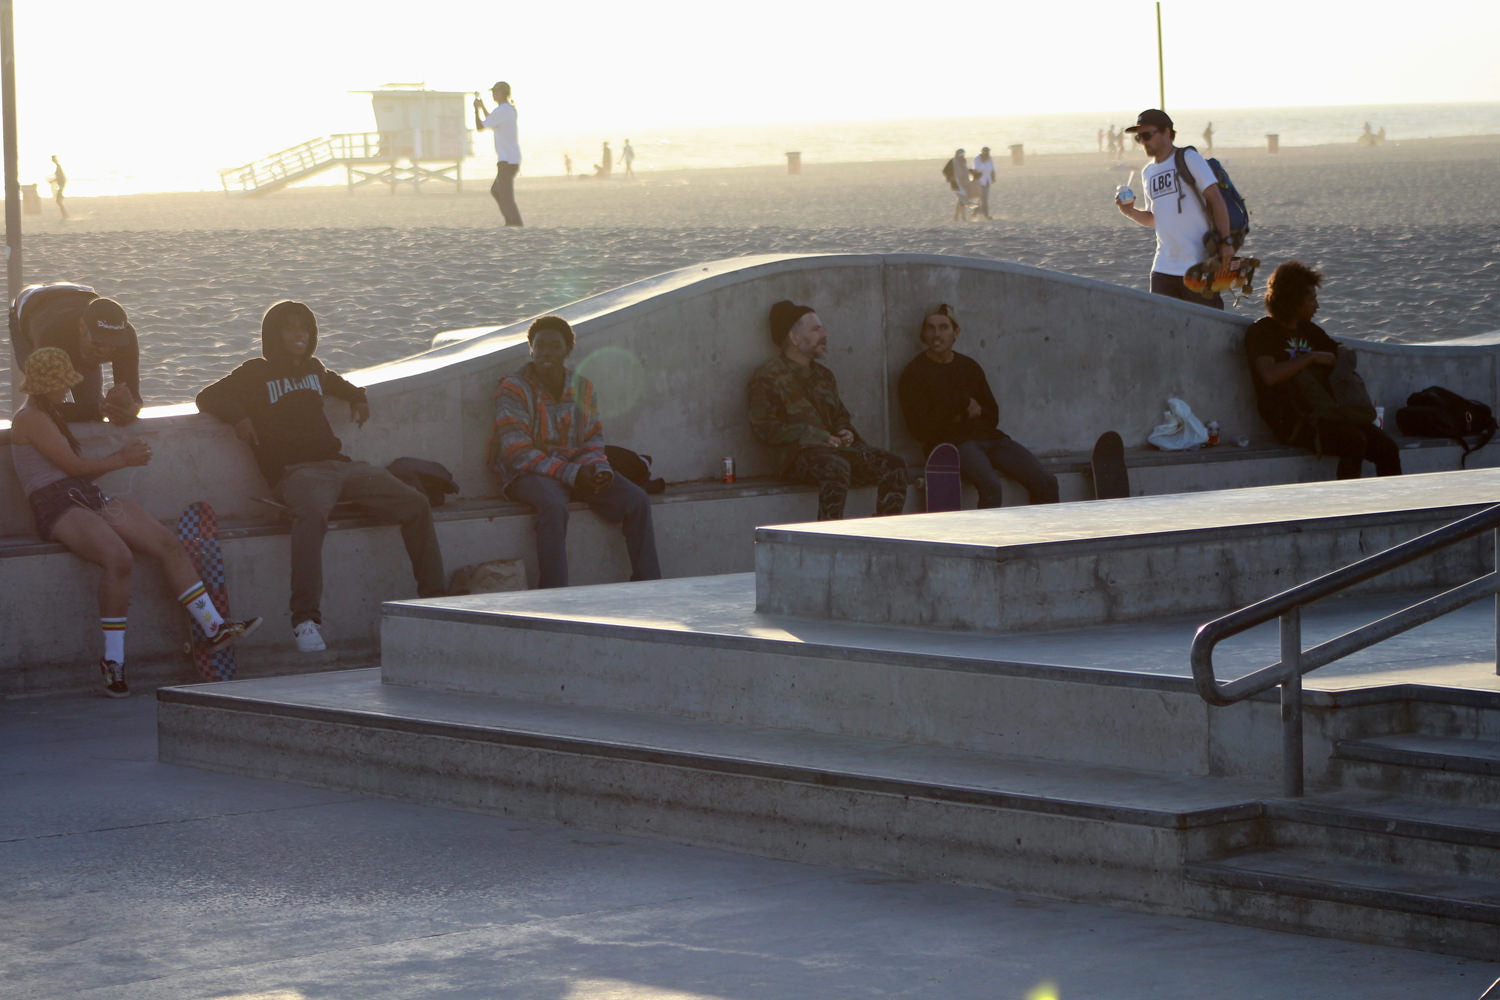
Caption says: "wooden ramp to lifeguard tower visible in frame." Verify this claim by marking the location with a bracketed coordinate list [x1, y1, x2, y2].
[220, 86, 471, 197]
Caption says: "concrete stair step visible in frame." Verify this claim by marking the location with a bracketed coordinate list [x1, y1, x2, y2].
[1263, 791, 1500, 874]
[379, 574, 1238, 777]
[158, 668, 1270, 911]
[1333, 735, 1500, 804]
[1183, 848, 1500, 959]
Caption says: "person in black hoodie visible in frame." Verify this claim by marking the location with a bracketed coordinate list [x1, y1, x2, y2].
[196, 301, 446, 652]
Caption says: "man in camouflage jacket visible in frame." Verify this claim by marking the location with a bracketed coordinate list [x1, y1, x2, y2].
[746, 300, 907, 520]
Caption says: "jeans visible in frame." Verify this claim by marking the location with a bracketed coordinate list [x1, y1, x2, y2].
[276, 460, 446, 625]
[490, 162, 523, 226]
[957, 437, 1059, 508]
[507, 472, 661, 589]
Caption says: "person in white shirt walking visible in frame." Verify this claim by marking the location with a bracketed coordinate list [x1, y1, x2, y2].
[473, 81, 524, 226]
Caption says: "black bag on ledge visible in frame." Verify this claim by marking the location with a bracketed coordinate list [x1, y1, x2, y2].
[1395, 386, 1497, 467]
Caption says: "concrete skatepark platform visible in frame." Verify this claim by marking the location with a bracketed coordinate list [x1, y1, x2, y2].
[157, 474, 1500, 962]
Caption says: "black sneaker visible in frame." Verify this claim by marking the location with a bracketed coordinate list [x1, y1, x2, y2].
[205, 616, 263, 650]
[99, 658, 129, 698]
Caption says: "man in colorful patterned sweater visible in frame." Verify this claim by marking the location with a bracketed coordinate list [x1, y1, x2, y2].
[488, 315, 661, 588]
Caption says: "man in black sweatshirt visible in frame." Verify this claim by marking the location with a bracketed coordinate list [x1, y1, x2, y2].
[196, 300, 446, 652]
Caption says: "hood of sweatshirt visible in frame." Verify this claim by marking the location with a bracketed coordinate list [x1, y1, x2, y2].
[261, 299, 319, 366]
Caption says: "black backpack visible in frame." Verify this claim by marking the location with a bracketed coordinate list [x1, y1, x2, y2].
[1395, 386, 1497, 467]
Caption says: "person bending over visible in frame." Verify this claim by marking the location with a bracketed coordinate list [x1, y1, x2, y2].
[12, 348, 259, 697]
[898, 303, 1057, 507]
[9, 283, 142, 423]
[1244, 261, 1400, 479]
[196, 301, 446, 652]
[488, 315, 661, 588]
[748, 300, 908, 521]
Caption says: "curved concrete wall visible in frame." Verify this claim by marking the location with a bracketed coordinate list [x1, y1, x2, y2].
[3, 252, 1499, 537]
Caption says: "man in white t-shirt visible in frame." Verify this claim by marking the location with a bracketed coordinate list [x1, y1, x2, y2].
[971, 146, 996, 220]
[473, 81, 523, 226]
[1115, 109, 1233, 309]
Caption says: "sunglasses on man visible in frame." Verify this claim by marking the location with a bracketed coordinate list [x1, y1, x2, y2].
[1133, 129, 1160, 143]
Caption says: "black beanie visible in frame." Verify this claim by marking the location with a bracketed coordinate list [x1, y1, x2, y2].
[768, 300, 814, 348]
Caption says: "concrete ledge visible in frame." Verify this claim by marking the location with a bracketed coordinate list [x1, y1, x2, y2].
[755, 469, 1500, 632]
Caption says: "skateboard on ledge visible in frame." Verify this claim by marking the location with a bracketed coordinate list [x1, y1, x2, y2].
[923, 443, 963, 512]
[1090, 431, 1130, 500]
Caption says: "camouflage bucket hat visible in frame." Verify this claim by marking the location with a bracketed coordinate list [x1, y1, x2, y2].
[19, 346, 84, 396]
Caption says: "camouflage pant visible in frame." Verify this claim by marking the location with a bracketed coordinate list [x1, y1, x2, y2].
[789, 443, 908, 520]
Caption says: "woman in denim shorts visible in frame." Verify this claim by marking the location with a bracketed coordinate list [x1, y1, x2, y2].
[10, 348, 259, 697]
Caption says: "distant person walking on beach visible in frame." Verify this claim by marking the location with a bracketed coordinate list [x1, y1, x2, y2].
[196, 300, 447, 653]
[898, 303, 1056, 507]
[620, 139, 635, 178]
[971, 146, 996, 220]
[1244, 261, 1401, 479]
[1202, 122, 1214, 151]
[49, 155, 67, 219]
[1116, 109, 1235, 310]
[473, 81, 523, 226]
[600, 141, 613, 179]
[487, 315, 661, 589]
[947, 148, 971, 221]
[748, 300, 908, 520]
[12, 348, 261, 697]
[9, 283, 142, 423]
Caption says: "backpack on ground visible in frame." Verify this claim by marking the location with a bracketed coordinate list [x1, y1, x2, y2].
[1395, 386, 1497, 468]
[1175, 145, 1250, 250]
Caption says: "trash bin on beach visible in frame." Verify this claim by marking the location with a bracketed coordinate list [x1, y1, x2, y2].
[1008, 144, 1024, 166]
[785, 151, 801, 175]
[1265, 134, 1280, 154]
[21, 184, 40, 214]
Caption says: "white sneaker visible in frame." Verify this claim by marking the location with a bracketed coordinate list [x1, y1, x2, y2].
[292, 620, 326, 652]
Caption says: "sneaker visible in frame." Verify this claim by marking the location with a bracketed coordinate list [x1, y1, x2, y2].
[292, 620, 326, 653]
[99, 658, 129, 698]
[206, 616, 263, 650]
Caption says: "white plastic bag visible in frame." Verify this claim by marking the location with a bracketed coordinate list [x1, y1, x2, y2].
[1147, 397, 1210, 451]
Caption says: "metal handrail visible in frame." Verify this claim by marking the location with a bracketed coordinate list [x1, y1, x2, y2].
[1190, 502, 1500, 796]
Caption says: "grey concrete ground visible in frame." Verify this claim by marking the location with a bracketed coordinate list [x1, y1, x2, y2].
[3, 694, 1497, 1000]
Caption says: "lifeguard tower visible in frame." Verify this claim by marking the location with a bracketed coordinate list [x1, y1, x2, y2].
[219, 84, 472, 197]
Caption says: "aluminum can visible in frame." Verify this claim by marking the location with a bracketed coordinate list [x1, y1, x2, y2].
[1206, 421, 1220, 446]
[722, 457, 735, 483]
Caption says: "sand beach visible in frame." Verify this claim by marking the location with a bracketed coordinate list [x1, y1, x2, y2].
[5, 135, 1498, 416]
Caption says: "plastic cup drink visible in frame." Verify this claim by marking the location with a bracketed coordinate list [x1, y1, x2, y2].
[1206, 421, 1220, 446]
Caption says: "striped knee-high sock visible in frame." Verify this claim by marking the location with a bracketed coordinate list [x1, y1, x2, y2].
[177, 582, 226, 635]
[101, 617, 127, 664]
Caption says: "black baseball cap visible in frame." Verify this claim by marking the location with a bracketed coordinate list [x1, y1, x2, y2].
[1125, 109, 1173, 133]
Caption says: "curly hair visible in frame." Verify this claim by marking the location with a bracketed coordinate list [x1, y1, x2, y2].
[1265, 261, 1324, 323]
[527, 314, 575, 352]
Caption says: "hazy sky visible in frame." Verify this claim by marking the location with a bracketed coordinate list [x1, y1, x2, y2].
[12, 1, 1499, 192]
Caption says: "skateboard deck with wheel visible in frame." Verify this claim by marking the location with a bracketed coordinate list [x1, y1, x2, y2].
[923, 443, 963, 512]
[1090, 431, 1130, 500]
[175, 500, 237, 681]
[1184, 254, 1261, 302]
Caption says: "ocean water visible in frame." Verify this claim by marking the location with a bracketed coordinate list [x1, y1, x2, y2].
[72, 101, 1500, 195]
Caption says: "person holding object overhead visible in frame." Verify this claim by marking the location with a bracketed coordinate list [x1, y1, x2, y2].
[12, 348, 261, 697]
[1115, 109, 1234, 309]
[473, 81, 523, 226]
